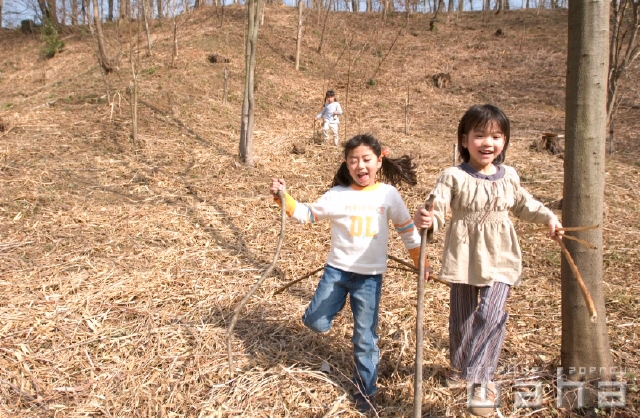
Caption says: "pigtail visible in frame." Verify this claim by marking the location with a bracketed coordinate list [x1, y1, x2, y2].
[379, 155, 418, 187]
[333, 162, 353, 187]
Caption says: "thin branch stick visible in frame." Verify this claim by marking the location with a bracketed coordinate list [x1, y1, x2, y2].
[556, 234, 597, 250]
[553, 236, 597, 322]
[386, 254, 449, 286]
[227, 190, 286, 377]
[525, 224, 599, 233]
[272, 266, 324, 295]
[414, 194, 435, 418]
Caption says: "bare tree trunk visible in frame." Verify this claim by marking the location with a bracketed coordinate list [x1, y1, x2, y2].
[47, 0, 59, 24]
[317, 0, 332, 54]
[366, 0, 372, 11]
[60, 0, 67, 24]
[107, 0, 113, 20]
[71, 0, 78, 24]
[172, 15, 178, 67]
[90, 0, 114, 72]
[448, 0, 454, 11]
[157, 0, 163, 18]
[128, 21, 140, 148]
[239, 0, 264, 166]
[458, 0, 463, 12]
[295, 0, 304, 70]
[223, 67, 228, 104]
[0, 0, 3, 28]
[562, 0, 613, 406]
[142, 0, 153, 55]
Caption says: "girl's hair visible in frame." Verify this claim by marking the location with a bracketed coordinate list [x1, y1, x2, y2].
[333, 134, 417, 187]
[325, 90, 337, 101]
[457, 104, 511, 164]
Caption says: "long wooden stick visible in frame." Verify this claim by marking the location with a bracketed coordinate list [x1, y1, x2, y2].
[386, 254, 449, 287]
[227, 191, 286, 377]
[553, 236, 597, 322]
[526, 224, 599, 234]
[414, 194, 435, 418]
[273, 266, 324, 295]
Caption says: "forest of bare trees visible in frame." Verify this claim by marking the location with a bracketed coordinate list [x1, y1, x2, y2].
[2, 0, 569, 28]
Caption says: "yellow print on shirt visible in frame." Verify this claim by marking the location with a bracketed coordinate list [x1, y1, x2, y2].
[349, 215, 378, 238]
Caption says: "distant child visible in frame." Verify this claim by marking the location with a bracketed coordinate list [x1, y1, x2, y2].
[316, 90, 343, 146]
[270, 134, 429, 414]
[413, 104, 562, 416]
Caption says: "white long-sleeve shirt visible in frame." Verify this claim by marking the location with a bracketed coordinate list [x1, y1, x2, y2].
[317, 102, 343, 124]
[280, 182, 423, 275]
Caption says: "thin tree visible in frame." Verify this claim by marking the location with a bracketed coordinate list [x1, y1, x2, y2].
[0, 0, 4, 27]
[295, 0, 304, 71]
[561, 0, 613, 406]
[89, 0, 114, 73]
[607, 0, 640, 128]
[317, 0, 332, 54]
[141, 0, 153, 56]
[71, 0, 78, 25]
[239, 0, 265, 166]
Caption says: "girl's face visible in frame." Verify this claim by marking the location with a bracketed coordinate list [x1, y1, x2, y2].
[345, 145, 382, 187]
[462, 122, 506, 174]
[326, 96, 335, 103]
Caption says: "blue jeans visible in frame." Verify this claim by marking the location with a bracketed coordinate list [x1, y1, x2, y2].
[302, 264, 382, 397]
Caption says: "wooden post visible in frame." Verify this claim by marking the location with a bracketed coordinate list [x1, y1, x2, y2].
[404, 86, 409, 135]
[295, 0, 304, 71]
[223, 67, 228, 105]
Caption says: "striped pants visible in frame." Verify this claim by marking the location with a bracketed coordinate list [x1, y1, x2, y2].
[449, 282, 510, 384]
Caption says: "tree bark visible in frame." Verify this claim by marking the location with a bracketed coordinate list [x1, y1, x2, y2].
[562, 0, 613, 406]
[71, 0, 78, 24]
[157, 0, 163, 18]
[46, 0, 58, 24]
[108, 0, 113, 20]
[295, 0, 304, 70]
[0, 0, 3, 28]
[317, 0, 332, 54]
[239, 0, 264, 166]
[142, 0, 153, 55]
[458, 0, 463, 12]
[91, 0, 114, 72]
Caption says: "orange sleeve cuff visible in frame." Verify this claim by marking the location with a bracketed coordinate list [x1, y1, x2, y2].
[273, 192, 297, 217]
[408, 247, 430, 270]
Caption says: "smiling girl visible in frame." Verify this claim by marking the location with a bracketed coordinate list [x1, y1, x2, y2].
[414, 104, 563, 416]
[270, 134, 429, 414]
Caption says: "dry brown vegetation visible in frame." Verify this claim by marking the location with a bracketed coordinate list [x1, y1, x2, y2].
[0, 6, 639, 417]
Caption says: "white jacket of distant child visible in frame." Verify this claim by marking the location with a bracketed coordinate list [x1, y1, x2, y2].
[317, 94, 343, 145]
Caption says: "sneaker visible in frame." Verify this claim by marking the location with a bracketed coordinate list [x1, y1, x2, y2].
[353, 392, 376, 414]
[445, 371, 465, 389]
[467, 382, 497, 416]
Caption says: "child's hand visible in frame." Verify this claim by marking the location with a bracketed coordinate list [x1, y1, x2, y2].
[414, 207, 434, 230]
[548, 218, 563, 238]
[423, 266, 433, 282]
[270, 178, 286, 196]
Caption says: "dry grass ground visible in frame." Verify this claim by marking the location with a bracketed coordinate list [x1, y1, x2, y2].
[0, 6, 638, 417]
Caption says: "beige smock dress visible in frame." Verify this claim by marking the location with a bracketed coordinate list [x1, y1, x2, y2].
[430, 164, 558, 287]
